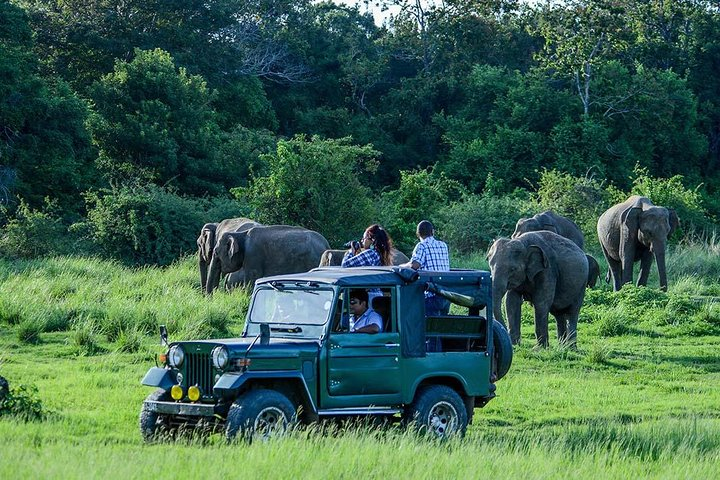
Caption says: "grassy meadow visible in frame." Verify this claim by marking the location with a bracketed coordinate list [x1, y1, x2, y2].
[1, 242, 720, 478]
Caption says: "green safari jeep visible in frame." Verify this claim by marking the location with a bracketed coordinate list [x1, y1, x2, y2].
[140, 267, 512, 440]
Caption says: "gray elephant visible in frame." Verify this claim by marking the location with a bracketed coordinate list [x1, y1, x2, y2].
[197, 218, 260, 292]
[206, 225, 331, 293]
[597, 196, 679, 292]
[513, 210, 584, 249]
[488, 231, 588, 347]
[318, 248, 410, 267]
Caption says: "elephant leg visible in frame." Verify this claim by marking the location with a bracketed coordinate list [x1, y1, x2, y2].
[506, 290, 523, 345]
[602, 244, 623, 292]
[555, 313, 567, 343]
[637, 250, 654, 287]
[533, 304, 551, 348]
[225, 270, 247, 291]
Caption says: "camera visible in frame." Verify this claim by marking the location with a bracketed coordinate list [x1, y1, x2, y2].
[343, 240, 361, 250]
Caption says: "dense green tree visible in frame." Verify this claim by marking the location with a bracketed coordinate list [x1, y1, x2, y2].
[239, 135, 379, 246]
[0, 0, 95, 216]
[87, 49, 233, 195]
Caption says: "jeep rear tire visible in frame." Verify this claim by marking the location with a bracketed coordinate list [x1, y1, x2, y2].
[139, 389, 170, 442]
[492, 320, 513, 381]
[405, 385, 468, 438]
[225, 389, 296, 442]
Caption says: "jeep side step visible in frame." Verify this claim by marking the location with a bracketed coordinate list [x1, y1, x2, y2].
[318, 407, 402, 416]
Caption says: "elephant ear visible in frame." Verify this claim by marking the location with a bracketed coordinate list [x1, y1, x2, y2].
[487, 238, 510, 260]
[620, 205, 641, 247]
[228, 232, 247, 263]
[527, 245, 549, 279]
[668, 209, 680, 238]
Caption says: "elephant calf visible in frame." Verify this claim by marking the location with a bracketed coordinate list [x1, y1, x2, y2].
[488, 231, 588, 347]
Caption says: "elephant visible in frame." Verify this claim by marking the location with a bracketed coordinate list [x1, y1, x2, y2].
[597, 196, 679, 292]
[197, 218, 261, 293]
[487, 231, 588, 347]
[206, 225, 331, 293]
[318, 248, 410, 267]
[513, 210, 584, 249]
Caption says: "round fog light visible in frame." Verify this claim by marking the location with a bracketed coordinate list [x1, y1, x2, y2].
[188, 385, 201, 402]
[171, 384, 184, 401]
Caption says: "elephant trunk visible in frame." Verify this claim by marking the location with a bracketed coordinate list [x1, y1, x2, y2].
[199, 259, 209, 292]
[492, 276, 508, 328]
[653, 243, 668, 292]
[206, 256, 223, 294]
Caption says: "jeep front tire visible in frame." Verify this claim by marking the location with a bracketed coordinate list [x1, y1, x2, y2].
[139, 389, 170, 442]
[225, 389, 296, 442]
[405, 385, 468, 438]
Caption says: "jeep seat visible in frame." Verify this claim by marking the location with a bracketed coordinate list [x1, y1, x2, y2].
[371, 296, 391, 332]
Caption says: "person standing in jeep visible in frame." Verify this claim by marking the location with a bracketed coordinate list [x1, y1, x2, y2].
[402, 220, 451, 316]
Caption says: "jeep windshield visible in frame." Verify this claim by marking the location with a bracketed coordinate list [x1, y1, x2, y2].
[245, 285, 334, 338]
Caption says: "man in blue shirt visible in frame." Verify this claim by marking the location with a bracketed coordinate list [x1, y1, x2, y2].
[348, 290, 383, 333]
[402, 220, 451, 316]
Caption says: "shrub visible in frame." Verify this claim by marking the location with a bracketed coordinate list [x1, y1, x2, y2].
[0, 383, 45, 421]
[115, 328, 144, 354]
[77, 184, 206, 266]
[0, 198, 75, 259]
[379, 168, 467, 253]
[437, 192, 534, 254]
[239, 135, 379, 247]
[0, 299, 23, 325]
[596, 306, 631, 337]
[532, 169, 619, 248]
[70, 323, 102, 356]
[585, 343, 612, 365]
[630, 165, 711, 235]
[17, 319, 43, 344]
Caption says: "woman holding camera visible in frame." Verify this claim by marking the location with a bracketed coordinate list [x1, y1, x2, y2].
[341, 224, 393, 267]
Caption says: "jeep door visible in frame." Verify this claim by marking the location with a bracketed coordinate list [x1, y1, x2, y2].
[322, 288, 402, 408]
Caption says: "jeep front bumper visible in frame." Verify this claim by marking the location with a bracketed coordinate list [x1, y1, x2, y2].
[145, 400, 220, 417]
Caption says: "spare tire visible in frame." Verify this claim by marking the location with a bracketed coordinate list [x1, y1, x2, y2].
[492, 320, 513, 381]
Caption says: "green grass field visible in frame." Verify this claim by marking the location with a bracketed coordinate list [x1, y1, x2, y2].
[1, 246, 719, 478]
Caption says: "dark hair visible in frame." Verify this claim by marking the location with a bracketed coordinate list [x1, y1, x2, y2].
[417, 220, 434, 239]
[364, 224, 394, 266]
[349, 289, 369, 304]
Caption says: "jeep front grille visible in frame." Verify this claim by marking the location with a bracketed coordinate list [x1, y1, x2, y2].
[185, 352, 214, 398]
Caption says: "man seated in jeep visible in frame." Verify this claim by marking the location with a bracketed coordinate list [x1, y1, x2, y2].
[348, 289, 383, 333]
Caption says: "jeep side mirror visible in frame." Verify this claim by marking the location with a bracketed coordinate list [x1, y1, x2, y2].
[159, 325, 168, 346]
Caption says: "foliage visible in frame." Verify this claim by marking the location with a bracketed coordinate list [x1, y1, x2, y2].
[76, 185, 209, 266]
[532, 169, 619, 247]
[437, 192, 534, 254]
[87, 49, 227, 196]
[630, 165, 711, 234]
[0, 383, 45, 422]
[378, 168, 466, 253]
[0, 1, 96, 215]
[0, 198, 75, 258]
[239, 135, 379, 246]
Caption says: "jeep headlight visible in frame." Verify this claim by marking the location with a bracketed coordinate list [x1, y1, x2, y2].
[212, 346, 229, 369]
[168, 345, 185, 368]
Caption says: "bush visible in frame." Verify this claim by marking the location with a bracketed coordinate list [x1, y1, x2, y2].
[239, 135, 379, 247]
[532, 169, 619, 248]
[379, 168, 467, 253]
[17, 319, 43, 344]
[437, 192, 534, 254]
[115, 328, 143, 353]
[70, 323, 102, 356]
[630, 165, 712, 235]
[595, 306, 631, 337]
[0, 198, 76, 259]
[76, 184, 211, 266]
[0, 383, 45, 421]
